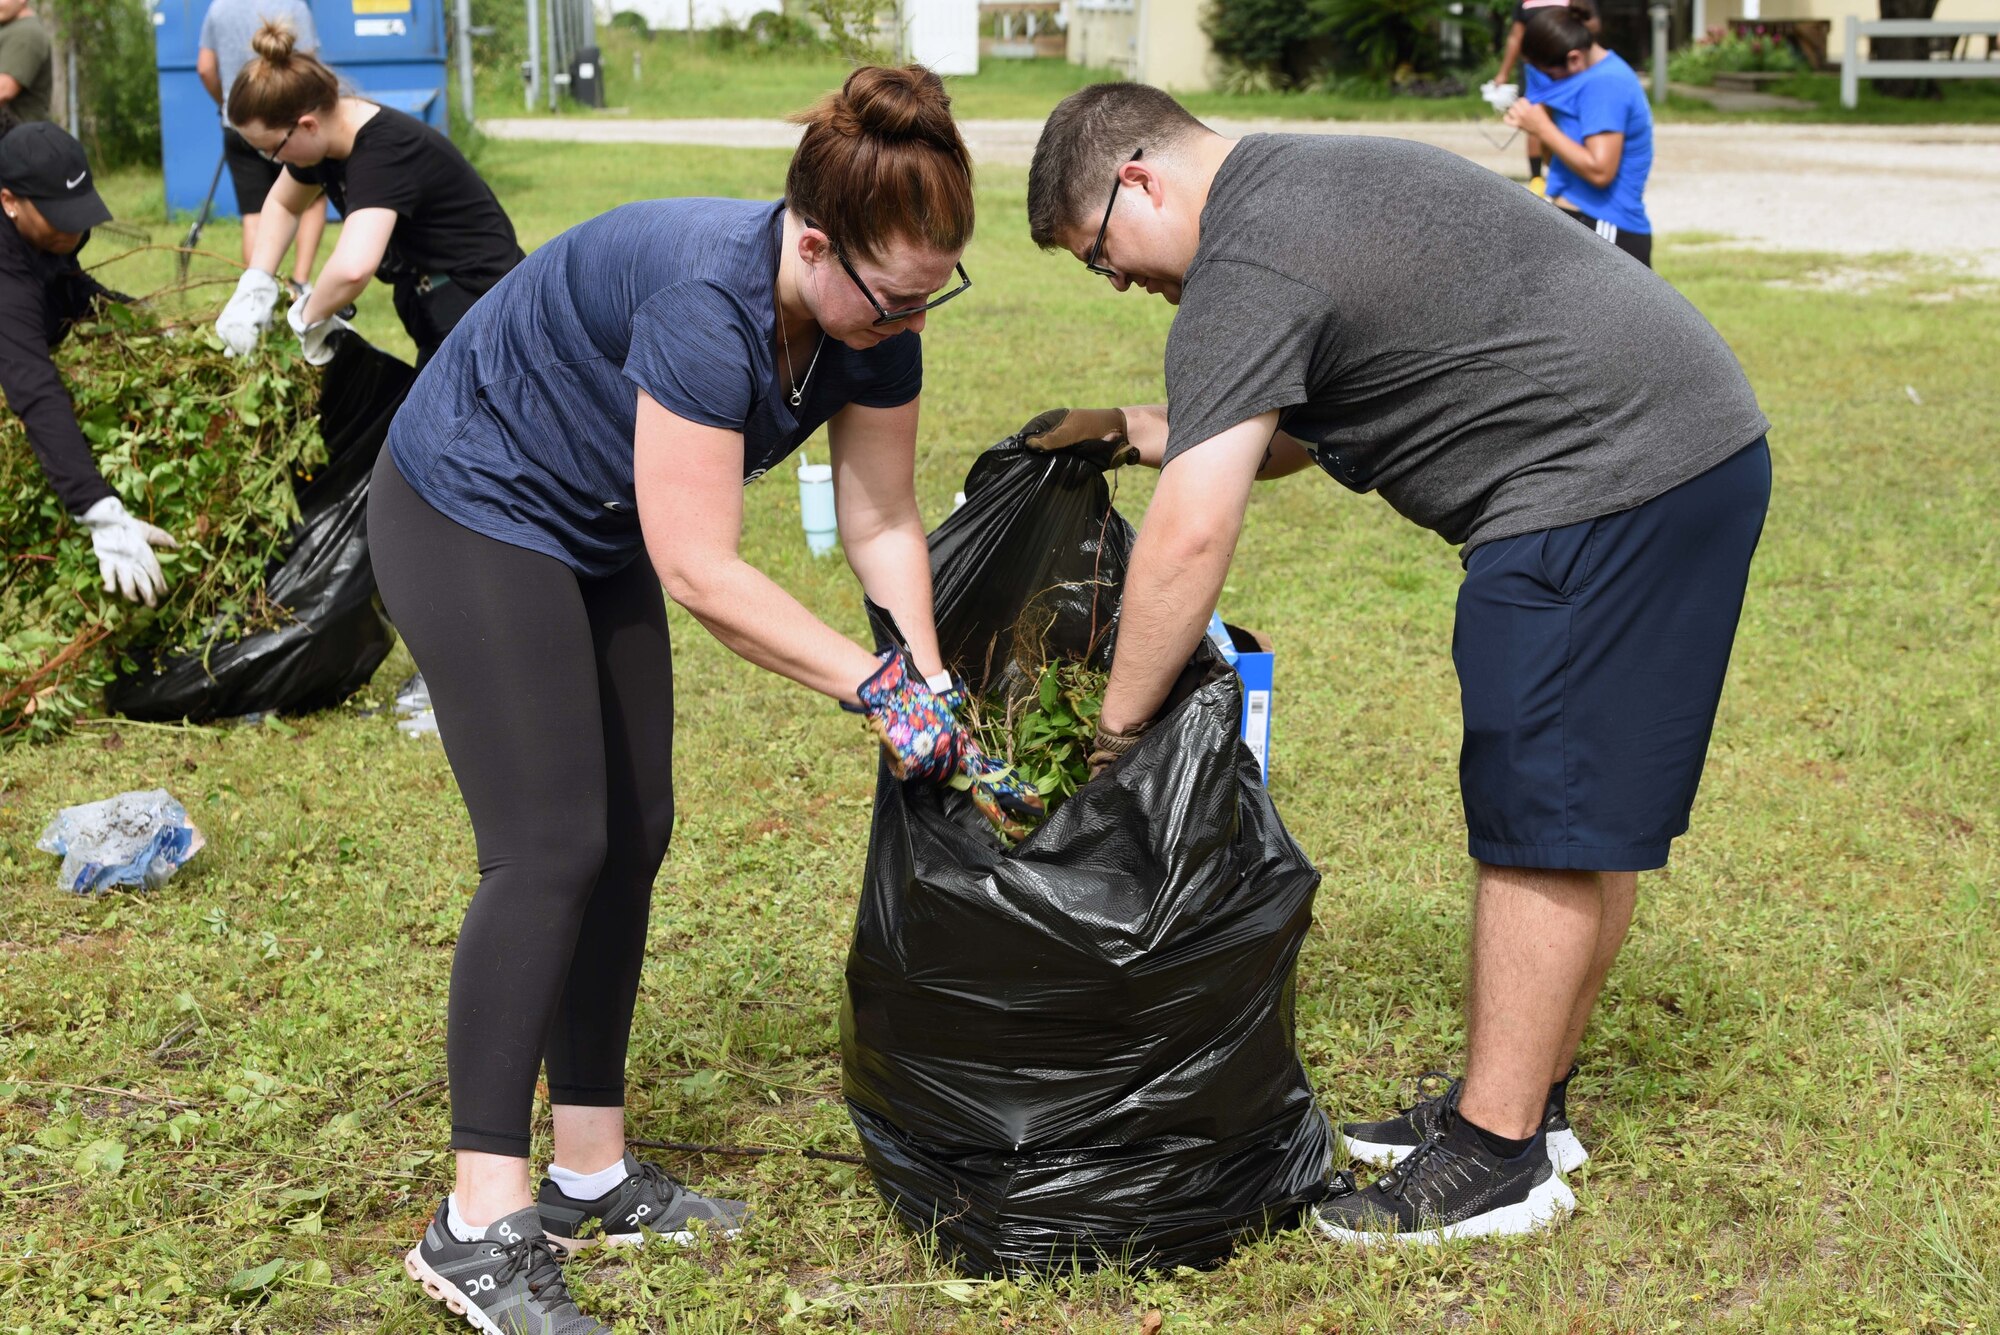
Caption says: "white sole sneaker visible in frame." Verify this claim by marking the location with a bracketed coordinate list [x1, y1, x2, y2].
[1547, 1126, 1589, 1174]
[1312, 1171, 1577, 1246]
[1339, 1133, 1412, 1169]
[1344, 1128, 1590, 1175]
[404, 1246, 509, 1335]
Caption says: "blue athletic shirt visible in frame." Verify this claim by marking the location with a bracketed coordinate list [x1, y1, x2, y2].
[386, 198, 923, 577]
[1537, 51, 1653, 234]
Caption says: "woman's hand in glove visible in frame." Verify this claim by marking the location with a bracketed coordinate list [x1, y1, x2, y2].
[1018, 408, 1140, 469]
[79, 496, 177, 608]
[214, 269, 279, 356]
[856, 648, 966, 782]
[286, 293, 351, 367]
[959, 744, 1047, 842]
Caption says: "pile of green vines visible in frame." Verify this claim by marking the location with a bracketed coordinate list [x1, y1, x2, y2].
[0, 302, 324, 743]
[964, 660, 1109, 829]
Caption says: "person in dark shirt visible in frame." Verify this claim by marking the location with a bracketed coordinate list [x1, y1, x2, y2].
[212, 21, 522, 369]
[367, 67, 1022, 1335]
[0, 122, 177, 606]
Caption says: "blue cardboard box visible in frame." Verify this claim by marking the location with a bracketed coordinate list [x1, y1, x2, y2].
[1222, 624, 1274, 784]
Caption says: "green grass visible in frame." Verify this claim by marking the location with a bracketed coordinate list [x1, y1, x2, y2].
[1664, 71, 2000, 122]
[5, 144, 2000, 1332]
[471, 32, 2000, 124]
[472, 34, 1116, 121]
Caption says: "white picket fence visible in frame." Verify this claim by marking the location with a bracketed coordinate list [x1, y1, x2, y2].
[1841, 17, 2000, 108]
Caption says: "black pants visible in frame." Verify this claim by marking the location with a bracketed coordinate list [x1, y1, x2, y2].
[1561, 207, 1653, 268]
[367, 449, 675, 1158]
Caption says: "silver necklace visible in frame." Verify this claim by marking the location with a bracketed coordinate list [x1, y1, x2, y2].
[778, 314, 825, 409]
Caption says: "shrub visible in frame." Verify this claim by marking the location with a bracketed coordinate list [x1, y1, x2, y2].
[1203, 0, 1322, 82]
[1668, 26, 1806, 84]
[44, 0, 159, 170]
[1315, 0, 1493, 82]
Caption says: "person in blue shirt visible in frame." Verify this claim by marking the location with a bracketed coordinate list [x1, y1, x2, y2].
[1489, 0, 1599, 192]
[1505, 4, 1656, 266]
[370, 66, 1034, 1335]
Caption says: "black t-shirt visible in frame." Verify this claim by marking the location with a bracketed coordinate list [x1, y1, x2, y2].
[286, 105, 523, 295]
[0, 218, 116, 514]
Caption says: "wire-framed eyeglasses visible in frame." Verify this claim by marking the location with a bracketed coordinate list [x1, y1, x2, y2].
[1084, 148, 1144, 278]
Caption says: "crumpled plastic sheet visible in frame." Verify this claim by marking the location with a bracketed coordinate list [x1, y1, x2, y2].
[36, 788, 205, 894]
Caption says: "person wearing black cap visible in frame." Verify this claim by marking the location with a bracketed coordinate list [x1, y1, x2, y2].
[0, 121, 179, 606]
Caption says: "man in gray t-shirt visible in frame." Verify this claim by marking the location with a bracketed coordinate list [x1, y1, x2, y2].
[1024, 83, 1770, 1243]
[0, 0, 53, 126]
[198, 0, 316, 120]
[197, 0, 324, 280]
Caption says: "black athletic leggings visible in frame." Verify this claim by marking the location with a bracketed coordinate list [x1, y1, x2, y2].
[368, 449, 674, 1158]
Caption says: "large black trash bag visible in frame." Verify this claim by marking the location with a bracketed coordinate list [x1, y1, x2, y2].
[106, 334, 416, 722]
[842, 433, 1331, 1277]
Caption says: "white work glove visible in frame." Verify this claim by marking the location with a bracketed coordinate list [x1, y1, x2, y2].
[79, 496, 178, 608]
[215, 268, 280, 357]
[286, 293, 351, 367]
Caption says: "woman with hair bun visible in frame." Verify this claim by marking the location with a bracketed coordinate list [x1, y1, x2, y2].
[211, 20, 522, 367]
[369, 65, 1033, 1334]
[1504, 3, 1656, 266]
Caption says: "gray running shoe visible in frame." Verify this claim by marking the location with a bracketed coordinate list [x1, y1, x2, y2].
[403, 1202, 610, 1335]
[537, 1151, 749, 1251]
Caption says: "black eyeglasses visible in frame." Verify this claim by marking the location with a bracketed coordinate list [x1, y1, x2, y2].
[830, 246, 972, 326]
[1084, 148, 1144, 278]
[256, 123, 298, 164]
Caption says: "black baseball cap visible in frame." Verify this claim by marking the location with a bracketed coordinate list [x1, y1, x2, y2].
[0, 122, 111, 234]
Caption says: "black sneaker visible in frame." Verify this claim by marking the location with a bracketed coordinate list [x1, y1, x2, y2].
[403, 1201, 612, 1335]
[1338, 1070, 1457, 1169]
[1314, 1125, 1576, 1245]
[536, 1151, 749, 1251]
[1341, 1069, 1588, 1174]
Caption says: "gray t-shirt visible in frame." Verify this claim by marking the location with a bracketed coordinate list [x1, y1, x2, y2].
[1163, 134, 1768, 552]
[199, 0, 319, 117]
[0, 14, 53, 124]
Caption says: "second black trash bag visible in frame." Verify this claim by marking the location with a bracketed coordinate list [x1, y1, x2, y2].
[842, 432, 1331, 1277]
[107, 335, 415, 722]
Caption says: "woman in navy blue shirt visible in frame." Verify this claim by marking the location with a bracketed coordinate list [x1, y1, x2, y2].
[1505, 4, 1657, 266]
[371, 67, 1024, 1333]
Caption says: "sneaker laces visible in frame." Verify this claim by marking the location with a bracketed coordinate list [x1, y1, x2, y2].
[627, 1157, 686, 1204]
[1373, 1136, 1474, 1211]
[1394, 1071, 1461, 1135]
[495, 1233, 578, 1310]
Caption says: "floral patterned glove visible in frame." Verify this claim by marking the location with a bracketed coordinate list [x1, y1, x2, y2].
[856, 649, 966, 783]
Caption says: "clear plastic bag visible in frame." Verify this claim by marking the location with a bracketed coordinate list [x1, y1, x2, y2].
[37, 788, 204, 894]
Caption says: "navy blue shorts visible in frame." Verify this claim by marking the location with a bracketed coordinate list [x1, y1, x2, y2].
[1454, 439, 1771, 872]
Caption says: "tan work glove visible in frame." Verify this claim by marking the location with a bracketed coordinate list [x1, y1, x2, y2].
[1087, 717, 1152, 779]
[1019, 408, 1140, 469]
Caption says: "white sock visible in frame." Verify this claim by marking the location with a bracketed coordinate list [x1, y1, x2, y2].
[444, 1193, 487, 1242]
[548, 1159, 628, 1202]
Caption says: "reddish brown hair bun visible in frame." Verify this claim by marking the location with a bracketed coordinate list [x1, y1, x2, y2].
[786, 65, 974, 262]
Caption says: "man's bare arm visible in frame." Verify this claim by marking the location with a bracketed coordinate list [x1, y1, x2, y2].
[1122, 404, 1313, 480]
[1097, 412, 1278, 736]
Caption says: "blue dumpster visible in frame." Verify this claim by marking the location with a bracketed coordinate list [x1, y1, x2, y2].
[151, 0, 450, 218]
